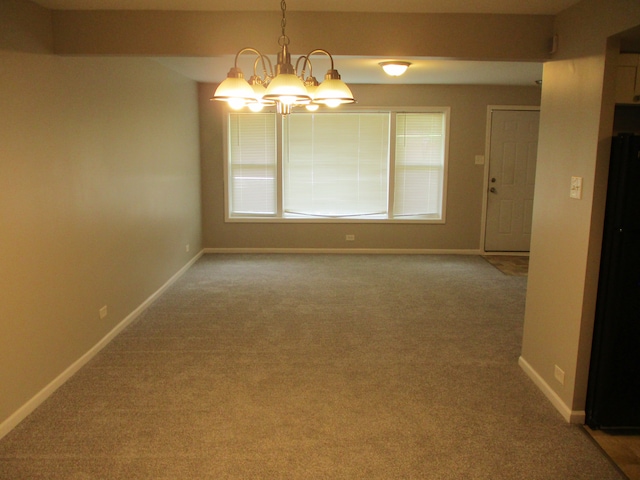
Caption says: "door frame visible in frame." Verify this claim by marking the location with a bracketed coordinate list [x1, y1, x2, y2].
[480, 105, 541, 255]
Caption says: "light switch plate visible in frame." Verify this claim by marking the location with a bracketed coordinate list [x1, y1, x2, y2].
[570, 176, 583, 199]
[474, 155, 485, 165]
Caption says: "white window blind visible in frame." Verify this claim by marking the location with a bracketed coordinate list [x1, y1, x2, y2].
[228, 113, 276, 215]
[284, 113, 390, 217]
[394, 113, 445, 217]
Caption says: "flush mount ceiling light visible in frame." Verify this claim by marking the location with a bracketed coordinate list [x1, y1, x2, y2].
[211, 0, 355, 115]
[379, 61, 412, 77]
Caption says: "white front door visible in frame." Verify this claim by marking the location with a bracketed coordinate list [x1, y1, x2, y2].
[484, 109, 539, 252]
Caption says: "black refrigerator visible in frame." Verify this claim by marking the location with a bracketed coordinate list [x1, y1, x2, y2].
[586, 133, 640, 431]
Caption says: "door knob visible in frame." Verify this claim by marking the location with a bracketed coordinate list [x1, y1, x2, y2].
[490, 187, 497, 193]
[491, 178, 497, 183]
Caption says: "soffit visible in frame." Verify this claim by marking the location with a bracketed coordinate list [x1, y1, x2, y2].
[33, 0, 581, 15]
[34, 0, 580, 85]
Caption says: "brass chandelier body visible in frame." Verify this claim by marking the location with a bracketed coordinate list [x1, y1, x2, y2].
[211, 0, 355, 115]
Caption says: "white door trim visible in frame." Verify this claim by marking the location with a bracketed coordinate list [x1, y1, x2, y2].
[480, 105, 540, 255]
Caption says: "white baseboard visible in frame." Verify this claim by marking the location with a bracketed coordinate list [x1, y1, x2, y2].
[203, 247, 482, 255]
[518, 356, 585, 424]
[0, 251, 203, 441]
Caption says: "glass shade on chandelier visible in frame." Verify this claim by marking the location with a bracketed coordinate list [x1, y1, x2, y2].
[211, 0, 355, 115]
[213, 68, 257, 110]
[313, 70, 357, 108]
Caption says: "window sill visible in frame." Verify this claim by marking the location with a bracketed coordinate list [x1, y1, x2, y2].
[225, 215, 445, 224]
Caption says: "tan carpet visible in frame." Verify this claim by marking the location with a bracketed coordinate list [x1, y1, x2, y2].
[0, 254, 624, 479]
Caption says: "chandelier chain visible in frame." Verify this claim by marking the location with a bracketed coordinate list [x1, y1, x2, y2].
[281, 0, 287, 37]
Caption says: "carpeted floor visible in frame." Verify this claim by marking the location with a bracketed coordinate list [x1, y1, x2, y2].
[0, 254, 625, 479]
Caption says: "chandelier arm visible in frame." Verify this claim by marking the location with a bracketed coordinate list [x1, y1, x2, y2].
[233, 47, 264, 68]
[252, 54, 274, 80]
[304, 49, 336, 71]
[294, 55, 313, 79]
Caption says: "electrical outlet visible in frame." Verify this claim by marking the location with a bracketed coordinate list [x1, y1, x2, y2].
[346, 234, 355, 241]
[186, 244, 190, 253]
[554, 365, 565, 385]
[99, 305, 108, 320]
[570, 176, 583, 199]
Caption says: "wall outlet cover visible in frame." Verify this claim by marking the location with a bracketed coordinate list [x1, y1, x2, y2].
[570, 176, 583, 199]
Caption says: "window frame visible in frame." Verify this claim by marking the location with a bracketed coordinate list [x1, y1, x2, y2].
[223, 106, 450, 224]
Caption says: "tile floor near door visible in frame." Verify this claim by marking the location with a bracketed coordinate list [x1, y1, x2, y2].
[585, 427, 640, 480]
[482, 255, 529, 276]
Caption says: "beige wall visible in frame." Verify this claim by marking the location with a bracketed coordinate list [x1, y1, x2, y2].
[0, 4, 202, 432]
[199, 83, 541, 251]
[520, 0, 640, 421]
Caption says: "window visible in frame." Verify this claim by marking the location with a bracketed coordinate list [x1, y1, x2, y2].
[285, 113, 389, 217]
[225, 108, 449, 222]
[394, 113, 446, 217]
[227, 113, 277, 215]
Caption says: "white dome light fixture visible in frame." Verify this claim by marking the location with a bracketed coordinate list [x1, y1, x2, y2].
[379, 61, 412, 77]
[211, 0, 355, 115]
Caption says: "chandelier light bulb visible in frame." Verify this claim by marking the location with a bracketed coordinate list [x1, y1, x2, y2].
[228, 98, 247, 110]
[325, 99, 342, 108]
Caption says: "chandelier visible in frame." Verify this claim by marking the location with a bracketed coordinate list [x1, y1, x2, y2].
[211, 0, 355, 115]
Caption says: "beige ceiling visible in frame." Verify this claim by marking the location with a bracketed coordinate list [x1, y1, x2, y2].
[32, 0, 581, 15]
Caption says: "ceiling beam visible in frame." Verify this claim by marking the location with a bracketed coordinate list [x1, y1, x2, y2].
[52, 10, 554, 61]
